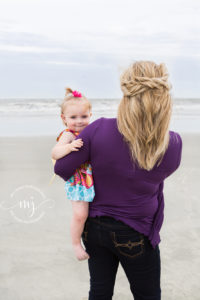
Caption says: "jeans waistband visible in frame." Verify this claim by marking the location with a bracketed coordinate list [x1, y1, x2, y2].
[87, 216, 136, 230]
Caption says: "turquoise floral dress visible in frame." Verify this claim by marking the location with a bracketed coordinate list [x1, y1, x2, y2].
[57, 129, 95, 202]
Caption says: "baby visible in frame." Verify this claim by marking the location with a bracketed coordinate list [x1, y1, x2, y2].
[52, 88, 94, 260]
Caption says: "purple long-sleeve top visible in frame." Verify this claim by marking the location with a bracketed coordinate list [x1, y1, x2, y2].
[54, 118, 182, 248]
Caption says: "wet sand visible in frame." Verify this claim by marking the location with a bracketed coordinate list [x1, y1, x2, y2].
[0, 134, 199, 299]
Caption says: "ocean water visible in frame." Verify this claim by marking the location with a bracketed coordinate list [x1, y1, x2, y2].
[0, 98, 200, 136]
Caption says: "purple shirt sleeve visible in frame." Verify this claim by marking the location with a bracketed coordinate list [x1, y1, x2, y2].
[149, 181, 164, 248]
[175, 133, 183, 169]
[149, 133, 183, 248]
[165, 132, 183, 178]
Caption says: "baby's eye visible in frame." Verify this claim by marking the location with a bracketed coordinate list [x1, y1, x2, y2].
[70, 116, 76, 119]
[82, 115, 88, 118]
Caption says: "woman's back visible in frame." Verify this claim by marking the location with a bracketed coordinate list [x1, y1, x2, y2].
[55, 117, 182, 247]
[89, 117, 181, 187]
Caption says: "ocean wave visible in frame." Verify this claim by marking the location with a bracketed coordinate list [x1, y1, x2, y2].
[0, 98, 200, 135]
[0, 98, 200, 117]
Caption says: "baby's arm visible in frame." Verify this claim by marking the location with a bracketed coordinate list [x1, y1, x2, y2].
[51, 131, 83, 160]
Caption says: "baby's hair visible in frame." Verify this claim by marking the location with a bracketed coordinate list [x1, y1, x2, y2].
[60, 87, 92, 114]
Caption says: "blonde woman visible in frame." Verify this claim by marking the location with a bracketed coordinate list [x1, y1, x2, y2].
[55, 61, 182, 300]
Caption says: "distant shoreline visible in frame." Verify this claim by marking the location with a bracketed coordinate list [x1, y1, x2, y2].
[0, 98, 200, 135]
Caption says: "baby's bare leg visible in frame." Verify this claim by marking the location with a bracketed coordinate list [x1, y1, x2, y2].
[70, 201, 89, 261]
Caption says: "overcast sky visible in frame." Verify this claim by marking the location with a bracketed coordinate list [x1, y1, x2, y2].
[0, 0, 200, 98]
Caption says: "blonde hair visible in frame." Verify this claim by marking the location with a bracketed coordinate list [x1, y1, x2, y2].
[117, 61, 172, 171]
[60, 87, 92, 114]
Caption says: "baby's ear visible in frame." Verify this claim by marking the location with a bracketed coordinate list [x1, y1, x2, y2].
[61, 114, 67, 125]
[90, 112, 92, 117]
[61, 113, 65, 121]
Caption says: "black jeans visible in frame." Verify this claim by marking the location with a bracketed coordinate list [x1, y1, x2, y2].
[82, 216, 161, 300]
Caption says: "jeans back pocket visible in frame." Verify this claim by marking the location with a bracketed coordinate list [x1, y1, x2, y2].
[111, 231, 144, 259]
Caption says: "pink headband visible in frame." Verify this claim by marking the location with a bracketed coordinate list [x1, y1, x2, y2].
[72, 90, 82, 97]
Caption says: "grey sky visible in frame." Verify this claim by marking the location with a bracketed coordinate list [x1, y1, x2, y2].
[0, 0, 200, 98]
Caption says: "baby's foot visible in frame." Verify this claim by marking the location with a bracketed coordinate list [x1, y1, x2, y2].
[73, 244, 90, 261]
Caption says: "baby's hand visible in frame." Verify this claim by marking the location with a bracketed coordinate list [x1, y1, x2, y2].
[70, 139, 83, 152]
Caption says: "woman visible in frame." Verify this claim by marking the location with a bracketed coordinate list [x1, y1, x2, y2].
[54, 61, 182, 300]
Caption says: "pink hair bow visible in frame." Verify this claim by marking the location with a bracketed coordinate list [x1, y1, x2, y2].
[72, 90, 82, 97]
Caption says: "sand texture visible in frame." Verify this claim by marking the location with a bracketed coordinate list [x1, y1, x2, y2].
[0, 134, 200, 300]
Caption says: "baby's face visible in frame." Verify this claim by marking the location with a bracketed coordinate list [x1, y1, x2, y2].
[62, 103, 92, 132]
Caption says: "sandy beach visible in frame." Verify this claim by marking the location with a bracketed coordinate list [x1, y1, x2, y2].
[0, 134, 199, 300]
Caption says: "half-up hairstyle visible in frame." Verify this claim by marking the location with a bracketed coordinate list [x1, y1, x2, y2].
[117, 61, 172, 171]
[60, 87, 92, 114]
